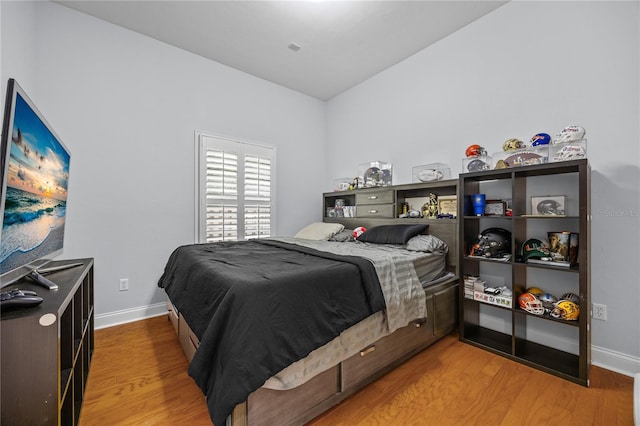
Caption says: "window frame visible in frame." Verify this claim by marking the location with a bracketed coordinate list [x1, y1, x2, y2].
[195, 131, 276, 243]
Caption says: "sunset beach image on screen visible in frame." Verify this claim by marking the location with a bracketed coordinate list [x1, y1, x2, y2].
[0, 91, 70, 274]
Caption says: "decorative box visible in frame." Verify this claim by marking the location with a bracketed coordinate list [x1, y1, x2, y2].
[549, 139, 587, 162]
[333, 177, 352, 192]
[462, 155, 492, 173]
[473, 291, 513, 308]
[358, 161, 392, 188]
[412, 163, 450, 183]
[491, 146, 548, 169]
[464, 276, 484, 299]
[465, 275, 512, 307]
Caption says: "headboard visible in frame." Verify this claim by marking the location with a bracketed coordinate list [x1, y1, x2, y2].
[322, 180, 460, 276]
[325, 217, 458, 275]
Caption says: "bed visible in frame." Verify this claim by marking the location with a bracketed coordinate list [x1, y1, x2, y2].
[158, 218, 459, 426]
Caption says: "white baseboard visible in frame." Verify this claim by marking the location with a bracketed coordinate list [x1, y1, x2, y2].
[464, 315, 640, 378]
[592, 345, 640, 378]
[94, 302, 167, 329]
[96, 304, 640, 378]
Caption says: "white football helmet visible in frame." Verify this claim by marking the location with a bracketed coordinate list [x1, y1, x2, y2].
[552, 145, 586, 161]
[518, 293, 545, 315]
[553, 125, 586, 144]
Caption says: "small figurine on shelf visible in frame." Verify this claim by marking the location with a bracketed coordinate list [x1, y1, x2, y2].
[349, 177, 360, 190]
[422, 193, 438, 218]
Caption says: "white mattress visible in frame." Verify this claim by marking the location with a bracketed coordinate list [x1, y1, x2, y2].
[262, 238, 447, 391]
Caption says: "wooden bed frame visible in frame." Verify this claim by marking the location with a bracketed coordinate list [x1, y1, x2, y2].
[165, 217, 459, 426]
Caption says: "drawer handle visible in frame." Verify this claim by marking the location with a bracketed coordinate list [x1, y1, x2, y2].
[360, 346, 376, 357]
[368, 209, 379, 214]
[368, 195, 379, 200]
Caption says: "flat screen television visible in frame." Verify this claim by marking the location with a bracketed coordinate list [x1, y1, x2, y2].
[0, 78, 73, 290]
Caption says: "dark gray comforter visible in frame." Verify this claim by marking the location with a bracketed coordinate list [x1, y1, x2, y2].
[157, 239, 385, 426]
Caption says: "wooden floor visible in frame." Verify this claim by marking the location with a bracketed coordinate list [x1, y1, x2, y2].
[79, 316, 634, 426]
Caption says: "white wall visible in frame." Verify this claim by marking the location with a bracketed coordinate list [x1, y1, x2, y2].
[0, 1, 38, 102]
[2, 1, 638, 375]
[327, 1, 640, 374]
[1, 1, 327, 321]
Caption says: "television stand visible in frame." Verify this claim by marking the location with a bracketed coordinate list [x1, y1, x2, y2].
[27, 262, 85, 290]
[2, 258, 94, 425]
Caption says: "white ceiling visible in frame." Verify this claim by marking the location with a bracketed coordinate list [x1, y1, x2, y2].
[55, 1, 508, 101]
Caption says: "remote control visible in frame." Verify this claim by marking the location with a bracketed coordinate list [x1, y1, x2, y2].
[1, 289, 43, 309]
[28, 271, 58, 290]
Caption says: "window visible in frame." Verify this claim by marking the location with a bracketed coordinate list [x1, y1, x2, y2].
[196, 132, 276, 242]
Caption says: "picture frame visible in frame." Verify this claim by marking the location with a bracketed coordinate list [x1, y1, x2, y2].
[548, 231, 579, 265]
[530, 195, 566, 216]
[437, 195, 457, 217]
[484, 200, 507, 216]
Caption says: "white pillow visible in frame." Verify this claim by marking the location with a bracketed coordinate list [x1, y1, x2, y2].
[294, 222, 345, 240]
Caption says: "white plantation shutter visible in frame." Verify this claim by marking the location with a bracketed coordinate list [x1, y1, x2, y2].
[197, 133, 276, 242]
[204, 150, 238, 241]
[243, 155, 272, 239]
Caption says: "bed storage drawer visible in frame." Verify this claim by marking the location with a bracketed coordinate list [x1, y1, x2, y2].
[433, 283, 458, 336]
[356, 190, 394, 205]
[247, 365, 339, 426]
[178, 315, 199, 362]
[167, 299, 179, 334]
[356, 204, 395, 218]
[341, 318, 433, 389]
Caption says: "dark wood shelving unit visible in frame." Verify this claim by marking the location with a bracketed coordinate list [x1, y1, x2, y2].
[458, 159, 590, 386]
[1, 258, 94, 425]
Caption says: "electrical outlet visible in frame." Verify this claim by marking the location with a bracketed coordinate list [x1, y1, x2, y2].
[593, 303, 607, 320]
[119, 278, 129, 291]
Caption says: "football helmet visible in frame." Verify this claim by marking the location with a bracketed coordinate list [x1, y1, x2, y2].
[469, 228, 512, 259]
[526, 286, 544, 296]
[518, 293, 545, 315]
[538, 293, 558, 312]
[502, 138, 525, 151]
[553, 125, 586, 143]
[380, 169, 392, 186]
[522, 239, 551, 262]
[465, 144, 487, 157]
[466, 158, 490, 172]
[363, 167, 382, 187]
[550, 300, 580, 320]
[552, 144, 586, 161]
[560, 292, 580, 305]
[530, 133, 551, 146]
